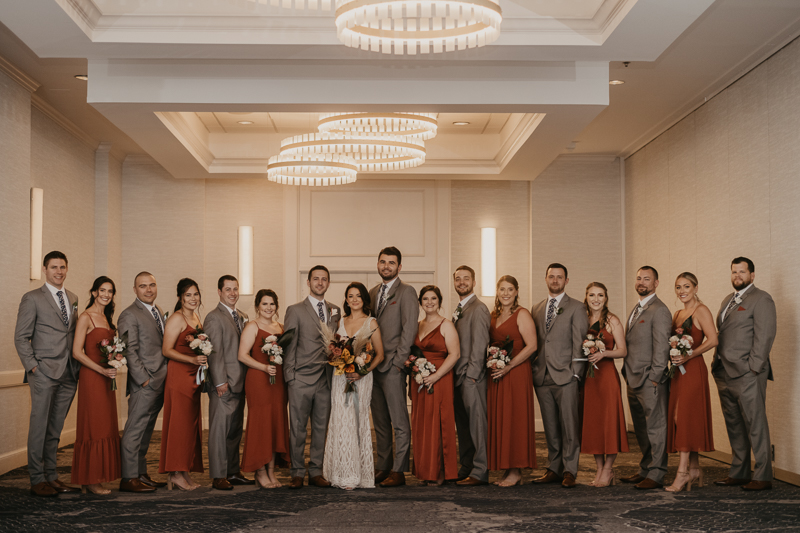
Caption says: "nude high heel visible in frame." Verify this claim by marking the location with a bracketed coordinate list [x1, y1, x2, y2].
[665, 471, 692, 492]
[81, 486, 87, 494]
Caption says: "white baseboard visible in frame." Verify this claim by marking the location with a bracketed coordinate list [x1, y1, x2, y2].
[0, 428, 76, 477]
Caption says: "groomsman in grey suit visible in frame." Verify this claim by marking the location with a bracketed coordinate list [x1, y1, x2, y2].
[369, 247, 418, 488]
[284, 265, 341, 489]
[118, 272, 167, 492]
[451, 266, 491, 486]
[712, 257, 777, 491]
[14, 251, 81, 497]
[620, 266, 672, 489]
[204, 275, 252, 490]
[530, 263, 588, 488]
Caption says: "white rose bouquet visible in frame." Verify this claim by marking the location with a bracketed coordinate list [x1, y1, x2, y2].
[186, 326, 214, 386]
[486, 335, 514, 382]
[581, 333, 605, 378]
[98, 332, 128, 391]
[260, 328, 295, 385]
[404, 345, 437, 394]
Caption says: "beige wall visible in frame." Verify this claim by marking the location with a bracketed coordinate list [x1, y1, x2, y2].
[625, 38, 800, 478]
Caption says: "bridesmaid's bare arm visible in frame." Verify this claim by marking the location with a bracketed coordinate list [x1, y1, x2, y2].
[491, 308, 537, 380]
[72, 313, 116, 378]
[238, 321, 269, 373]
[162, 313, 207, 366]
[589, 315, 627, 363]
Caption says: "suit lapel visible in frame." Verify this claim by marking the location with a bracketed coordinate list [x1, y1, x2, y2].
[304, 298, 322, 324]
[548, 294, 567, 331]
[377, 280, 400, 318]
[40, 285, 69, 330]
[218, 302, 238, 329]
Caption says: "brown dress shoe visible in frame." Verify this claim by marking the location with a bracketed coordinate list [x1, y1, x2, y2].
[379, 471, 406, 487]
[714, 477, 750, 487]
[138, 474, 166, 488]
[48, 479, 80, 493]
[288, 477, 304, 489]
[119, 478, 157, 493]
[620, 473, 645, 484]
[456, 476, 488, 486]
[30, 482, 58, 497]
[635, 478, 663, 490]
[212, 478, 234, 490]
[742, 480, 772, 491]
[309, 475, 332, 488]
[227, 472, 255, 485]
[532, 470, 562, 484]
[562, 472, 577, 488]
[374, 470, 390, 484]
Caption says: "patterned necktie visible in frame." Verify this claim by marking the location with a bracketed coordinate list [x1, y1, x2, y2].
[722, 292, 741, 322]
[56, 291, 69, 326]
[377, 284, 388, 315]
[232, 310, 241, 334]
[151, 307, 164, 335]
[630, 304, 643, 327]
[545, 298, 557, 331]
[317, 301, 326, 322]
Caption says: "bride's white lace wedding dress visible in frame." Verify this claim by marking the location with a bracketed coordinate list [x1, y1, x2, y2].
[323, 318, 375, 489]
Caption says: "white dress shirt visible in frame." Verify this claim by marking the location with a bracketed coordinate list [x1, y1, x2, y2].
[629, 293, 657, 328]
[721, 283, 753, 321]
[307, 295, 328, 322]
[45, 282, 70, 320]
[458, 293, 476, 308]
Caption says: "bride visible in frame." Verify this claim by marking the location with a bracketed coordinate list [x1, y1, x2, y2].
[323, 282, 384, 490]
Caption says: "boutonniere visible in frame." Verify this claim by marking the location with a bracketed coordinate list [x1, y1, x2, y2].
[72, 302, 78, 312]
[385, 293, 395, 304]
[330, 308, 339, 318]
[163, 311, 170, 321]
[452, 306, 464, 324]
[242, 316, 249, 324]
[557, 308, 564, 315]
[734, 295, 743, 305]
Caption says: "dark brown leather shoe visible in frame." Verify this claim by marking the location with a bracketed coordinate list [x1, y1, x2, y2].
[532, 470, 562, 484]
[635, 478, 663, 490]
[374, 470, 390, 484]
[227, 472, 255, 485]
[212, 478, 234, 490]
[714, 477, 750, 486]
[30, 482, 58, 497]
[138, 474, 166, 488]
[119, 478, 156, 493]
[620, 473, 645, 484]
[309, 475, 332, 488]
[562, 472, 577, 488]
[379, 471, 406, 487]
[742, 480, 772, 491]
[456, 476, 488, 486]
[48, 479, 80, 493]
[288, 477, 304, 489]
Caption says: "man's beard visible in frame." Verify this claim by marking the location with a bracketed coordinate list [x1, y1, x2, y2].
[455, 286, 472, 297]
[379, 270, 397, 281]
[636, 285, 652, 296]
[732, 279, 750, 290]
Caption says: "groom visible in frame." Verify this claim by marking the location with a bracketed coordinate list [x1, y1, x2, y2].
[284, 265, 341, 489]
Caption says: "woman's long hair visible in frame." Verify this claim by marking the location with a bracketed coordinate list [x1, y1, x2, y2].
[676, 271, 702, 303]
[492, 275, 520, 318]
[255, 289, 280, 319]
[174, 278, 201, 313]
[343, 282, 372, 317]
[87, 276, 117, 331]
[584, 281, 610, 330]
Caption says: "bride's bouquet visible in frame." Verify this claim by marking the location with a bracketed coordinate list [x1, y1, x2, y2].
[98, 332, 128, 391]
[666, 317, 693, 379]
[186, 327, 214, 388]
[261, 328, 295, 384]
[404, 345, 436, 394]
[320, 323, 358, 392]
[486, 335, 513, 382]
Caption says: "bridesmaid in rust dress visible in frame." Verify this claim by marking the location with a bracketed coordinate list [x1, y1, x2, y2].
[238, 289, 290, 489]
[159, 278, 207, 491]
[580, 282, 629, 488]
[70, 276, 122, 494]
[410, 285, 460, 486]
[487, 275, 538, 487]
[666, 272, 717, 492]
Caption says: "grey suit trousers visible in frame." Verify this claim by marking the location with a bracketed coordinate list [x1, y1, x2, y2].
[371, 366, 411, 473]
[534, 372, 581, 477]
[627, 380, 669, 482]
[288, 375, 331, 479]
[120, 384, 164, 479]
[453, 377, 488, 481]
[208, 391, 245, 478]
[27, 367, 77, 484]
[713, 367, 772, 481]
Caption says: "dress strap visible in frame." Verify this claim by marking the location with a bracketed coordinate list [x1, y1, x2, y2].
[87, 313, 97, 328]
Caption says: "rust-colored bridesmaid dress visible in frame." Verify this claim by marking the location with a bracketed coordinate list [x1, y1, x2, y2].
[487, 308, 537, 470]
[667, 314, 714, 453]
[71, 321, 121, 485]
[241, 329, 291, 472]
[410, 321, 458, 482]
[580, 322, 629, 455]
[159, 323, 204, 474]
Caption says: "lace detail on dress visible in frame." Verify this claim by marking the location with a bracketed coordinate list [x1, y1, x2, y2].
[323, 318, 376, 489]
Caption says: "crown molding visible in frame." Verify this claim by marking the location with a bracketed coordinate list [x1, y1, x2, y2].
[31, 94, 98, 150]
[495, 113, 546, 170]
[123, 154, 159, 166]
[556, 154, 618, 163]
[0, 55, 41, 93]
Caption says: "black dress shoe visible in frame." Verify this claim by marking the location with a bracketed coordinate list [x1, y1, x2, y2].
[227, 472, 255, 485]
[139, 474, 167, 488]
[48, 479, 80, 493]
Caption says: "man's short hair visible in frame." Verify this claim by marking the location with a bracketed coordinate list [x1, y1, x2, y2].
[453, 265, 476, 279]
[546, 262, 568, 279]
[731, 257, 755, 273]
[218, 275, 238, 290]
[638, 265, 659, 280]
[134, 271, 154, 284]
[308, 265, 330, 281]
[378, 246, 403, 265]
[43, 251, 67, 267]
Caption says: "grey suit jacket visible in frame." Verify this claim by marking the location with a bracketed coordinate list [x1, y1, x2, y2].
[530, 294, 589, 387]
[14, 285, 80, 382]
[204, 303, 249, 393]
[453, 295, 491, 386]
[714, 285, 776, 379]
[118, 299, 168, 395]
[369, 279, 419, 372]
[283, 298, 341, 386]
[622, 294, 672, 389]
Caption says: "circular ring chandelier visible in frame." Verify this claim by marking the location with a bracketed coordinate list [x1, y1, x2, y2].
[267, 154, 358, 186]
[318, 112, 438, 140]
[280, 133, 426, 171]
[334, 0, 502, 55]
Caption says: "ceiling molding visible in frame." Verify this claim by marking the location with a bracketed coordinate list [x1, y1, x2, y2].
[55, 0, 101, 38]
[0, 55, 40, 93]
[123, 154, 159, 166]
[154, 112, 214, 170]
[495, 113, 546, 169]
[556, 154, 618, 163]
[31, 94, 98, 150]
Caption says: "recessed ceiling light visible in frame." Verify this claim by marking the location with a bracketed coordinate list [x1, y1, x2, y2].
[238, 121, 254, 125]
[609, 80, 625, 85]
[74, 75, 88, 81]
[452, 121, 470, 126]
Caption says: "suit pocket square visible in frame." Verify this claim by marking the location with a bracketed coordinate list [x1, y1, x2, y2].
[639, 319, 645, 323]
[390, 301, 397, 306]
[737, 306, 746, 311]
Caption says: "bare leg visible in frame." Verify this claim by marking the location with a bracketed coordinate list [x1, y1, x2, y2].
[666, 452, 692, 492]
[596, 454, 617, 487]
[498, 468, 521, 487]
[689, 451, 703, 487]
[267, 454, 281, 488]
[83, 483, 110, 495]
[591, 455, 604, 486]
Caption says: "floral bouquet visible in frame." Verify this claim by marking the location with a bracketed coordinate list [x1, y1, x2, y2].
[580, 333, 605, 378]
[261, 328, 295, 384]
[187, 327, 214, 387]
[320, 323, 358, 393]
[666, 317, 693, 379]
[98, 332, 128, 391]
[404, 345, 436, 394]
[486, 335, 514, 382]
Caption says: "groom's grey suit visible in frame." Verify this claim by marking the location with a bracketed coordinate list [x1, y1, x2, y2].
[284, 298, 341, 478]
[118, 299, 168, 480]
[14, 285, 80, 485]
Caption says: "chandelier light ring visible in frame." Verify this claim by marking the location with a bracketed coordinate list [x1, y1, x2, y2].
[267, 154, 358, 186]
[279, 132, 426, 171]
[318, 112, 438, 140]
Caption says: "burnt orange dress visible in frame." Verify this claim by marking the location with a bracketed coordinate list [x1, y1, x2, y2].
[241, 329, 291, 472]
[410, 321, 458, 482]
[667, 314, 714, 453]
[581, 322, 629, 454]
[487, 309, 537, 469]
[159, 324, 204, 473]
[71, 324, 122, 484]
